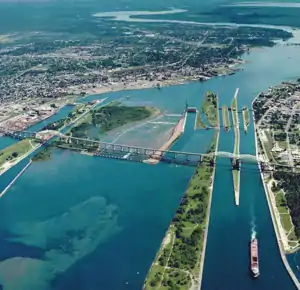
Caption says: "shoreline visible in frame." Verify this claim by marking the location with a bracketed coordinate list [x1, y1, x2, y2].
[252, 96, 300, 289]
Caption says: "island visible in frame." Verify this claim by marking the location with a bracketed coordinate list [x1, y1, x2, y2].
[143, 132, 219, 290]
[201, 92, 218, 128]
[253, 79, 300, 252]
[33, 104, 159, 161]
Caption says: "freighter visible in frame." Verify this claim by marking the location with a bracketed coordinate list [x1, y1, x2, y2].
[250, 238, 260, 278]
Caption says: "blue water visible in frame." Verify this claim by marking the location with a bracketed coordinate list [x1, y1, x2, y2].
[0, 43, 300, 290]
[0, 137, 16, 151]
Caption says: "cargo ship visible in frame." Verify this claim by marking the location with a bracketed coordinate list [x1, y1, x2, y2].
[250, 238, 260, 278]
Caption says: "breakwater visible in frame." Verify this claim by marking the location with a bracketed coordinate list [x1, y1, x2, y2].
[0, 159, 32, 198]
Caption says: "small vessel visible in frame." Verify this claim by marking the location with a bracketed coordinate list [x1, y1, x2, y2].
[250, 238, 260, 278]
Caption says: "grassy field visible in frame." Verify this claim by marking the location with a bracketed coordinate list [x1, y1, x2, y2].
[144, 133, 218, 290]
[0, 139, 33, 167]
[261, 129, 275, 162]
[222, 106, 230, 131]
[275, 191, 296, 239]
[70, 105, 155, 139]
[195, 111, 206, 129]
[201, 92, 218, 127]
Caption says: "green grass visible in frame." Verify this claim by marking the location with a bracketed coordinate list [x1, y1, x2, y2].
[32, 145, 53, 162]
[280, 214, 293, 233]
[275, 191, 296, 238]
[144, 132, 218, 290]
[195, 111, 206, 129]
[288, 231, 298, 242]
[0, 139, 32, 167]
[275, 191, 289, 214]
[201, 92, 218, 127]
[70, 106, 154, 139]
[222, 106, 230, 131]
[277, 141, 288, 150]
[160, 268, 191, 290]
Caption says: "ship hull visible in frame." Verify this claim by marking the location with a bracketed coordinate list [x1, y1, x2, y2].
[250, 238, 260, 278]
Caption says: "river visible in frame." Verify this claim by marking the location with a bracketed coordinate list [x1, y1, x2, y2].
[1, 26, 300, 290]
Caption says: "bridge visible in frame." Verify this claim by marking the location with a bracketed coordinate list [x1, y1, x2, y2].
[0, 126, 275, 167]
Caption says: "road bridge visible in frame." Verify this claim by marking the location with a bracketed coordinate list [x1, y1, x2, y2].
[0, 127, 292, 168]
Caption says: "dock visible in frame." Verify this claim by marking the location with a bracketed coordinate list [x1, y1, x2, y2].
[222, 105, 230, 131]
[242, 107, 250, 133]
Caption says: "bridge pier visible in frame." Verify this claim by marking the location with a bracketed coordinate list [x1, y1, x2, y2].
[232, 158, 240, 170]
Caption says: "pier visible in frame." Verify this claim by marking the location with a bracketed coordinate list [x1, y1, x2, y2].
[222, 105, 230, 131]
[242, 107, 250, 133]
[0, 160, 32, 198]
[231, 88, 240, 206]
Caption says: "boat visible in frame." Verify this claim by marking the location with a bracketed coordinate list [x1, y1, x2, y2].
[250, 238, 260, 278]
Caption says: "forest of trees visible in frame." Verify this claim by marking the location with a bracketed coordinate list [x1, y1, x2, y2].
[273, 171, 300, 239]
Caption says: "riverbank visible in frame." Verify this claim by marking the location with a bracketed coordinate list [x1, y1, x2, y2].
[252, 96, 300, 289]
[194, 111, 206, 130]
[201, 92, 218, 127]
[143, 132, 219, 290]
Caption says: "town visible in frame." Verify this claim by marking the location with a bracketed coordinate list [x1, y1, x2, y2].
[253, 79, 300, 254]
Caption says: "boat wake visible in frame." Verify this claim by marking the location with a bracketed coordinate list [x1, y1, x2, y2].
[250, 205, 257, 240]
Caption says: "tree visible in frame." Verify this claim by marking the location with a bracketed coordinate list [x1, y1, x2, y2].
[11, 152, 18, 158]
